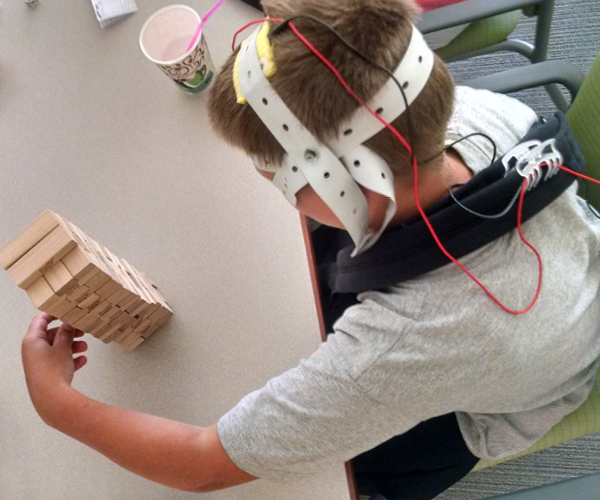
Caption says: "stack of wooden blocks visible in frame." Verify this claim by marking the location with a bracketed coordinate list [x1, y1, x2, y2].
[0, 210, 173, 351]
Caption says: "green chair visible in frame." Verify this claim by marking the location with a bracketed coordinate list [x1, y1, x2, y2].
[419, 0, 554, 64]
[417, 0, 570, 111]
[461, 49, 600, 494]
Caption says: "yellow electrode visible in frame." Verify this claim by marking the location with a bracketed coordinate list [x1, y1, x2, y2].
[233, 22, 277, 105]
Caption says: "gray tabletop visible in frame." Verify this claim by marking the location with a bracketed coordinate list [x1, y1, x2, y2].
[0, 1, 351, 498]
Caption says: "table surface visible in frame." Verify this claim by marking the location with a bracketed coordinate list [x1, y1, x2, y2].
[0, 1, 352, 499]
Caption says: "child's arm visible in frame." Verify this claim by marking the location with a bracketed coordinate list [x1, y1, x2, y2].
[21, 313, 256, 493]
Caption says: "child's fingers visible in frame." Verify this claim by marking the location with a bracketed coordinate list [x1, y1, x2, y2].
[25, 313, 55, 341]
[46, 326, 60, 346]
[54, 324, 76, 349]
[39, 312, 56, 324]
[74, 329, 85, 338]
[72, 341, 88, 354]
[73, 356, 87, 372]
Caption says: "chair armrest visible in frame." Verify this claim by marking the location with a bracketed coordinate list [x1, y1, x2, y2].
[461, 60, 584, 101]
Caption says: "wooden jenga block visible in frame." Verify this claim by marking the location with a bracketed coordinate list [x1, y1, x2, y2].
[86, 317, 104, 333]
[147, 305, 173, 325]
[26, 276, 61, 310]
[78, 293, 102, 313]
[95, 320, 123, 342]
[84, 270, 112, 294]
[66, 284, 92, 304]
[140, 310, 173, 340]
[102, 284, 130, 305]
[125, 336, 145, 351]
[124, 262, 155, 297]
[44, 261, 77, 295]
[120, 311, 153, 338]
[0, 210, 60, 270]
[125, 297, 149, 316]
[137, 301, 161, 320]
[94, 301, 114, 320]
[113, 325, 137, 344]
[117, 292, 140, 311]
[96, 279, 123, 300]
[72, 311, 104, 332]
[62, 305, 87, 325]
[120, 329, 145, 348]
[134, 320, 154, 339]
[1, 211, 172, 349]
[153, 307, 173, 327]
[121, 260, 154, 303]
[62, 246, 98, 281]
[7, 225, 78, 289]
[88, 306, 121, 337]
[46, 295, 78, 318]
[104, 316, 136, 343]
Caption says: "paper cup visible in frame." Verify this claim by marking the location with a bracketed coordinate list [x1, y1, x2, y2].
[140, 4, 215, 94]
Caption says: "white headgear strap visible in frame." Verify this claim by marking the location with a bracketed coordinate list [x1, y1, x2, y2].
[237, 24, 434, 255]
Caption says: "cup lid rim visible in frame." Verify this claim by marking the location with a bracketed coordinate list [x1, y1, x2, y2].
[139, 4, 202, 66]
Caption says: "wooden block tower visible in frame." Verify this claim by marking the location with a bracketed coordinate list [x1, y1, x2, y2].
[0, 210, 173, 351]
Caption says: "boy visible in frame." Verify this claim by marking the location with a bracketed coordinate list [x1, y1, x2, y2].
[21, 0, 600, 499]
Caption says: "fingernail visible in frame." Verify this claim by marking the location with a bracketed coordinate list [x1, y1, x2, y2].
[63, 323, 74, 332]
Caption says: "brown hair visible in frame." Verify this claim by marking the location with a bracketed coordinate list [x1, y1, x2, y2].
[207, 0, 454, 178]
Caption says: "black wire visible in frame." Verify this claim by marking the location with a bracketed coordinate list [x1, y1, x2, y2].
[269, 14, 510, 220]
[270, 15, 502, 173]
[421, 132, 498, 166]
[448, 181, 525, 219]
[268, 14, 415, 160]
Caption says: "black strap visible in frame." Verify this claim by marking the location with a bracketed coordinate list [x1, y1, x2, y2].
[319, 112, 585, 296]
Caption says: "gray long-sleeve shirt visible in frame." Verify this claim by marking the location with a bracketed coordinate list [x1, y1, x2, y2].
[218, 87, 600, 481]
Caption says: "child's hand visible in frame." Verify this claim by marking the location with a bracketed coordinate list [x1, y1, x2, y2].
[21, 313, 88, 424]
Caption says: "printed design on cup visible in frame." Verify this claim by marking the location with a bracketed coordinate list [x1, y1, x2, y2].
[160, 43, 206, 82]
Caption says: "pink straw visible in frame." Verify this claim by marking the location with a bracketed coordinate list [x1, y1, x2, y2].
[186, 0, 227, 51]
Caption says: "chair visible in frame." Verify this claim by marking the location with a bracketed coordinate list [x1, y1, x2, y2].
[419, 0, 554, 65]
[299, 50, 600, 500]
[458, 49, 600, 497]
[417, 0, 570, 111]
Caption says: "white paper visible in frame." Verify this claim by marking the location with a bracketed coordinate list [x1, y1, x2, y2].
[91, 0, 137, 28]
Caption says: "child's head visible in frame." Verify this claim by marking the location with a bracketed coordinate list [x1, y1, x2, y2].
[208, 0, 455, 179]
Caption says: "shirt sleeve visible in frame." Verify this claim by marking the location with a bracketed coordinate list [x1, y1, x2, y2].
[217, 302, 426, 482]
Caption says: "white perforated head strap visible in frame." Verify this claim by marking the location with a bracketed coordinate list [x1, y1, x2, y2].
[238, 24, 434, 255]
[238, 28, 371, 250]
[328, 25, 434, 157]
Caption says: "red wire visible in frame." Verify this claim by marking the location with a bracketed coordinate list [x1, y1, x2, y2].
[557, 164, 600, 185]
[286, 22, 544, 315]
[231, 18, 284, 50]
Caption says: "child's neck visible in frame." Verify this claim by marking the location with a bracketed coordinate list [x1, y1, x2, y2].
[371, 150, 473, 231]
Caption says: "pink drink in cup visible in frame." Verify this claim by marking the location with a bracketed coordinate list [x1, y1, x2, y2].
[140, 4, 215, 93]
